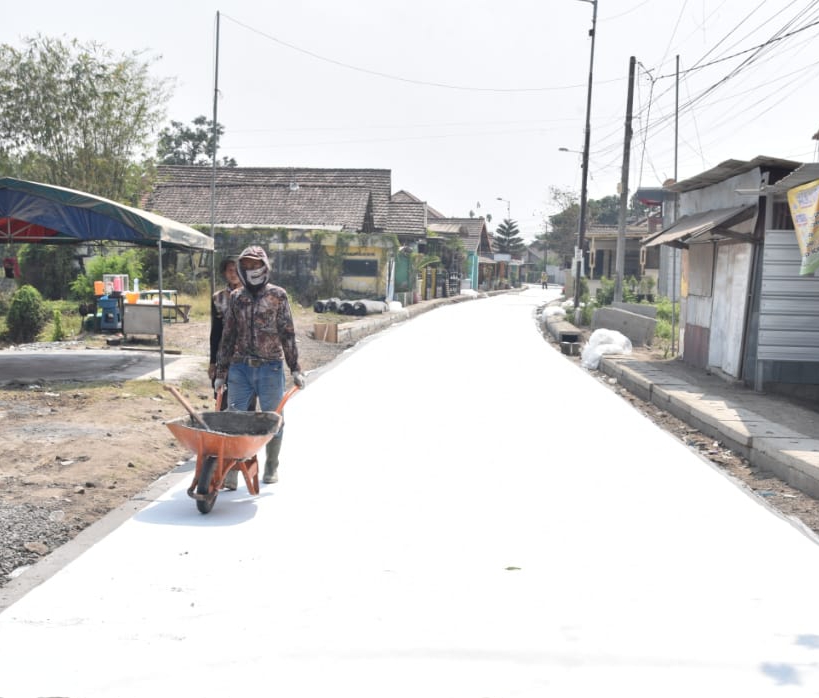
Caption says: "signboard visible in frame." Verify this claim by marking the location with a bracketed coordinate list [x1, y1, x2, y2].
[787, 178, 819, 276]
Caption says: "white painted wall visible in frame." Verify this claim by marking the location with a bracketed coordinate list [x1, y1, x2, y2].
[709, 242, 753, 377]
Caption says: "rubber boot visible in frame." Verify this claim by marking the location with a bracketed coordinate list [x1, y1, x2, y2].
[224, 467, 238, 491]
[264, 435, 283, 484]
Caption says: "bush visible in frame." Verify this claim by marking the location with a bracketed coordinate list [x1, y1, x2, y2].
[50, 309, 66, 341]
[655, 296, 679, 323]
[596, 277, 615, 306]
[6, 285, 48, 343]
[581, 300, 596, 326]
[70, 250, 144, 301]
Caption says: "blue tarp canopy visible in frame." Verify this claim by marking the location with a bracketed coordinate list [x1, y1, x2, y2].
[0, 177, 213, 381]
[0, 177, 213, 251]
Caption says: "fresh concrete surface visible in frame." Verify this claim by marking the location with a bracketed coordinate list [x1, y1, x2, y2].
[4, 287, 819, 696]
[599, 355, 819, 503]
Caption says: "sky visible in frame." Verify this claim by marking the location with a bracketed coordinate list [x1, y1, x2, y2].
[5, 1, 819, 240]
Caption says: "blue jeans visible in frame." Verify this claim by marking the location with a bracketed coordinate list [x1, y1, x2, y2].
[227, 360, 286, 435]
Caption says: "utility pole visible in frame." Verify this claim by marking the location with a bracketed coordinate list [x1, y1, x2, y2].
[615, 56, 636, 302]
[573, 0, 598, 322]
[671, 54, 679, 355]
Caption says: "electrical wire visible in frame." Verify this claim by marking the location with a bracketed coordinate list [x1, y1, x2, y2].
[220, 12, 611, 94]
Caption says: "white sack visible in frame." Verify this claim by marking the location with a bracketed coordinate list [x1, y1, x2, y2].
[580, 328, 633, 370]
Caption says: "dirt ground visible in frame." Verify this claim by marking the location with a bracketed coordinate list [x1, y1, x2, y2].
[2, 298, 819, 585]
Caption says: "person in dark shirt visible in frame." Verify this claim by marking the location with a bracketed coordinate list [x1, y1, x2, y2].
[208, 256, 241, 403]
[215, 246, 305, 487]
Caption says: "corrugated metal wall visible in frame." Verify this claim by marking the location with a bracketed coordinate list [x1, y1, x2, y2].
[757, 229, 819, 363]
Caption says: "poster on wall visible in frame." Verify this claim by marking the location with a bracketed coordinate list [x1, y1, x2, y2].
[786, 178, 819, 275]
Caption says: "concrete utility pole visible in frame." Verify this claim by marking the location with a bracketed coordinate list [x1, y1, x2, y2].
[574, 0, 598, 322]
[615, 56, 636, 302]
[671, 54, 679, 355]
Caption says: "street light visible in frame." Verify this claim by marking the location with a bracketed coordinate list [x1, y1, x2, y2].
[574, 0, 597, 321]
[496, 196, 511, 221]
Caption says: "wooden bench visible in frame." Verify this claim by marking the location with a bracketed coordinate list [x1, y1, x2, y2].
[174, 304, 192, 323]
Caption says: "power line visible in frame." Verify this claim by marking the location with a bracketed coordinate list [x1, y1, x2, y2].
[221, 12, 618, 94]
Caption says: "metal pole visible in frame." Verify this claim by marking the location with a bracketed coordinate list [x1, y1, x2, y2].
[158, 239, 165, 381]
[209, 11, 220, 296]
[574, 0, 598, 321]
[615, 56, 635, 303]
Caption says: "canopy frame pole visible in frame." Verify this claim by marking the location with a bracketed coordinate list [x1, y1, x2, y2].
[158, 239, 165, 381]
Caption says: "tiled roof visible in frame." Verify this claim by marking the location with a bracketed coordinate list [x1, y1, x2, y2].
[145, 165, 391, 231]
[390, 189, 446, 219]
[387, 201, 427, 238]
[433, 217, 488, 253]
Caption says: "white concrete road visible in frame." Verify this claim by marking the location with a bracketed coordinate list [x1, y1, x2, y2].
[3, 287, 819, 696]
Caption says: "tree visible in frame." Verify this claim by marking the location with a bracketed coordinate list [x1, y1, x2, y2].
[544, 186, 579, 264]
[588, 195, 620, 225]
[0, 35, 172, 204]
[18, 245, 78, 301]
[156, 115, 237, 167]
[493, 219, 526, 256]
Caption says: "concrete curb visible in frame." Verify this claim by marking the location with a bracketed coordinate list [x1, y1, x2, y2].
[332, 290, 512, 344]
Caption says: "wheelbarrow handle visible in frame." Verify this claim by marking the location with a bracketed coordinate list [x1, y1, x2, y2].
[274, 385, 301, 415]
[164, 384, 210, 431]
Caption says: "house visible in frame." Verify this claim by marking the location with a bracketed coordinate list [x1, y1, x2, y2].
[585, 219, 655, 283]
[145, 165, 418, 301]
[640, 156, 819, 398]
[426, 217, 495, 292]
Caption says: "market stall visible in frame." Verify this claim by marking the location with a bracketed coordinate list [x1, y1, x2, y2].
[0, 177, 214, 380]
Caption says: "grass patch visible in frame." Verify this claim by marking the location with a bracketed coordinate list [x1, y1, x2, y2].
[176, 291, 211, 322]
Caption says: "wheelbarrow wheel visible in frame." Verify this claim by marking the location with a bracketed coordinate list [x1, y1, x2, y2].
[196, 455, 219, 514]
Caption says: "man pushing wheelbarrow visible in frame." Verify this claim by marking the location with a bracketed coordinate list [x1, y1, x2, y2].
[213, 245, 306, 490]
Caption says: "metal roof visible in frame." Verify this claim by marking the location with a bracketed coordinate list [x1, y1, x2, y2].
[667, 156, 803, 193]
[767, 163, 819, 194]
[642, 204, 757, 248]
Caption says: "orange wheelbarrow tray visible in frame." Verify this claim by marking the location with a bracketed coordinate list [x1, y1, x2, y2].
[166, 410, 282, 514]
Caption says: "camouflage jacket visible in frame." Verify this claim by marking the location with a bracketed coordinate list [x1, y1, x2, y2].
[215, 284, 301, 378]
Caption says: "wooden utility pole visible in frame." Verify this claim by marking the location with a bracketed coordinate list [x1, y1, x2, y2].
[615, 56, 636, 302]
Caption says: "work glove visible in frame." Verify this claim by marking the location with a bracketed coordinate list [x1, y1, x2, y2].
[293, 371, 306, 389]
[214, 377, 226, 392]
[207, 363, 217, 381]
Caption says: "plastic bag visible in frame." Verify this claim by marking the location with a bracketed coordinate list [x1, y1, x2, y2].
[580, 328, 633, 370]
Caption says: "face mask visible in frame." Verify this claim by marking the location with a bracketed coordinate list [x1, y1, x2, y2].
[245, 267, 268, 286]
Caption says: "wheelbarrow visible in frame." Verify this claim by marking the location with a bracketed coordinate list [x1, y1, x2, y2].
[164, 385, 300, 514]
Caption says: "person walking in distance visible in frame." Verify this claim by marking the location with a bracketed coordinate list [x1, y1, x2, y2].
[214, 246, 305, 487]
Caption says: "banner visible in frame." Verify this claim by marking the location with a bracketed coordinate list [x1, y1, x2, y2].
[787, 178, 819, 275]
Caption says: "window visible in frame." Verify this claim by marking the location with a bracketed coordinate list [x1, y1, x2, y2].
[342, 258, 378, 276]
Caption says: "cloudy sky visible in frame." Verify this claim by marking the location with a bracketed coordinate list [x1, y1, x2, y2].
[5, 1, 819, 238]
